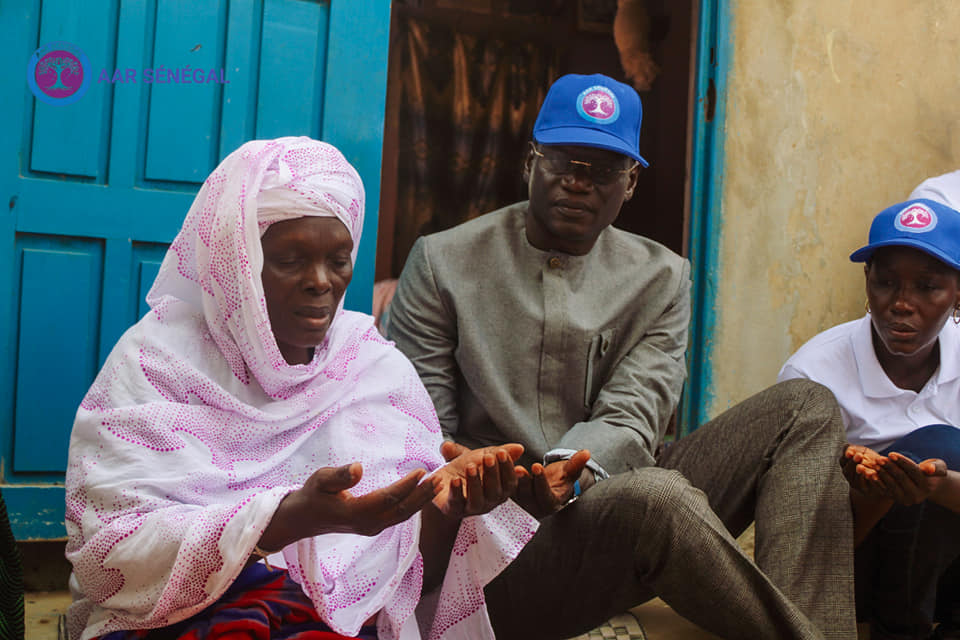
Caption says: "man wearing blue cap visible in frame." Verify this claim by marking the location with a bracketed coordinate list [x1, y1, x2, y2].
[389, 73, 856, 639]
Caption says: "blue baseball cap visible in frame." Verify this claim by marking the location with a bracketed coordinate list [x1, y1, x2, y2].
[533, 73, 648, 167]
[850, 199, 960, 270]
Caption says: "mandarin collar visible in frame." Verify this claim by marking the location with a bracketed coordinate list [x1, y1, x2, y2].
[517, 202, 606, 266]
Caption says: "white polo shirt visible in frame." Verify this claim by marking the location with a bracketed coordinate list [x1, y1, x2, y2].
[778, 315, 960, 451]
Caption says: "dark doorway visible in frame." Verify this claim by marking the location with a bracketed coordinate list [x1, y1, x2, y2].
[376, 0, 696, 281]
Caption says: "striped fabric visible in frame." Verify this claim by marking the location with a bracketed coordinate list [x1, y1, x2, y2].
[0, 491, 24, 640]
[95, 563, 375, 640]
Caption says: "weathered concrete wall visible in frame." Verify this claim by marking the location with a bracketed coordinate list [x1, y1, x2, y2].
[709, 1, 960, 415]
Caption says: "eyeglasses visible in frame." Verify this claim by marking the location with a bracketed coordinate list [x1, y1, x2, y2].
[532, 147, 637, 185]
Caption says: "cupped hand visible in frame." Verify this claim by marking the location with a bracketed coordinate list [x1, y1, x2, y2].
[432, 441, 525, 519]
[515, 449, 592, 518]
[841, 444, 889, 499]
[273, 463, 440, 543]
[870, 452, 948, 505]
[842, 444, 949, 505]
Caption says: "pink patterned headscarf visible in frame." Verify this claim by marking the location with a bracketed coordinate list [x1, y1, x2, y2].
[64, 138, 537, 640]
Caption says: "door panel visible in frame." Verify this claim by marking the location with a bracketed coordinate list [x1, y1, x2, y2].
[14, 239, 103, 473]
[0, 0, 390, 539]
[30, 0, 113, 180]
[133, 245, 168, 322]
[145, 0, 226, 183]
[256, 0, 329, 140]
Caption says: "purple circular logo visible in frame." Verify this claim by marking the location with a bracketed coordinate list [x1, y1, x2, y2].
[576, 86, 620, 124]
[26, 41, 90, 106]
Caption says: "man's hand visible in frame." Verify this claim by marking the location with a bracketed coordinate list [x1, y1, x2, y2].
[432, 441, 525, 519]
[514, 449, 592, 518]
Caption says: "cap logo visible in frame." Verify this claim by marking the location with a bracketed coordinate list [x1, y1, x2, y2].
[576, 86, 620, 124]
[894, 203, 937, 233]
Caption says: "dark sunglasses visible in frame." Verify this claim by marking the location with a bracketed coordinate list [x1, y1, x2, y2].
[532, 146, 637, 185]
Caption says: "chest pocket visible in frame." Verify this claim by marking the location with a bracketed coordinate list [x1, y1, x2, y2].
[584, 327, 618, 411]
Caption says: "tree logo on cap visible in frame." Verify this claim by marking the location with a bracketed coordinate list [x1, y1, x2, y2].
[576, 86, 619, 124]
[895, 204, 937, 233]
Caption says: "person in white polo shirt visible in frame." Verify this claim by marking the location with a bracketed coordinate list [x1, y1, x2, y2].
[909, 172, 960, 638]
[780, 199, 960, 640]
[911, 170, 960, 209]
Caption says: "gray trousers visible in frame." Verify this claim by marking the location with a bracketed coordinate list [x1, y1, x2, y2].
[484, 379, 856, 640]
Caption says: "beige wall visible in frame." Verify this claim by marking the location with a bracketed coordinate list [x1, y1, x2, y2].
[709, 0, 960, 416]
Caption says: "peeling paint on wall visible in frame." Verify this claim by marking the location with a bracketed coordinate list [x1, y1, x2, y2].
[709, 0, 960, 415]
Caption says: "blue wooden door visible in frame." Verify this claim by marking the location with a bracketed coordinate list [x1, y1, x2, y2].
[0, 0, 390, 539]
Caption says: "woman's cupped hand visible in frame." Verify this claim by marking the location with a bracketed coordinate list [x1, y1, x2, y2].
[261, 442, 526, 549]
[263, 463, 440, 546]
[843, 443, 948, 505]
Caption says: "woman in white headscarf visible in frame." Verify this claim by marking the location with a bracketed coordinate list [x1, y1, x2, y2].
[64, 137, 538, 640]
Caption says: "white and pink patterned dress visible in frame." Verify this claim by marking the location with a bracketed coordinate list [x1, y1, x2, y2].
[64, 137, 537, 640]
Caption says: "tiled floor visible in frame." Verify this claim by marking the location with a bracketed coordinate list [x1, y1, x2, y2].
[25, 590, 70, 640]
[630, 599, 719, 639]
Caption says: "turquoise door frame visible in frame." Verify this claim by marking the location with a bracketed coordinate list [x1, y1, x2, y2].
[680, 0, 730, 435]
[0, 0, 390, 540]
